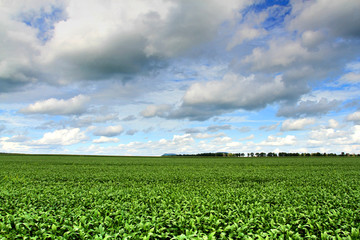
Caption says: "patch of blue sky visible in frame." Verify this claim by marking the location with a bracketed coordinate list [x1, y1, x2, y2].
[344, 60, 360, 73]
[21, 6, 66, 43]
[250, 0, 290, 13]
[241, 0, 291, 30]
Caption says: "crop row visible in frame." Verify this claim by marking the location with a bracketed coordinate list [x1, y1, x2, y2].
[0, 155, 359, 239]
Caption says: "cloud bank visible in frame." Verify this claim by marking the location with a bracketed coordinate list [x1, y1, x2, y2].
[1, 0, 360, 155]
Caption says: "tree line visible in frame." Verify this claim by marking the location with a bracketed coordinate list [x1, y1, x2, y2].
[163, 152, 360, 157]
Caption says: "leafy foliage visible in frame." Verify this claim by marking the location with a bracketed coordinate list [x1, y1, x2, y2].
[1, 155, 360, 239]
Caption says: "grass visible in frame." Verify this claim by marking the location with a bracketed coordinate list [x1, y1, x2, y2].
[0, 154, 360, 239]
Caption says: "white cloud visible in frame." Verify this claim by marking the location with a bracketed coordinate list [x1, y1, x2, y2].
[260, 135, 296, 146]
[307, 125, 360, 150]
[168, 73, 298, 120]
[281, 118, 316, 131]
[227, 27, 265, 50]
[5, 135, 30, 142]
[0, 0, 252, 92]
[242, 40, 310, 72]
[171, 134, 195, 145]
[340, 73, 360, 84]
[337, 61, 360, 84]
[33, 128, 87, 145]
[346, 61, 360, 72]
[141, 104, 171, 118]
[259, 123, 279, 131]
[346, 111, 360, 124]
[239, 134, 255, 141]
[20, 95, 89, 115]
[73, 113, 119, 127]
[0, 137, 31, 152]
[328, 119, 339, 129]
[277, 98, 339, 118]
[198, 75, 261, 104]
[352, 125, 360, 143]
[194, 133, 226, 139]
[118, 133, 196, 155]
[289, 0, 360, 39]
[211, 136, 232, 145]
[93, 136, 120, 144]
[309, 128, 348, 143]
[301, 30, 325, 49]
[93, 125, 124, 137]
[1, 1, 360, 156]
[39, 0, 249, 82]
[0, 6, 39, 92]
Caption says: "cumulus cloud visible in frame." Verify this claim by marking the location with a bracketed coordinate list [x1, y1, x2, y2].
[0, 0, 68, 92]
[260, 135, 296, 146]
[0, 14, 39, 92]
[93, 125, 124, 137]
[141, 104, 171, 118]
[242, 40, 311, 72]
[227, 26, 266, 50]
[73, 113, 119, 127]
[19, 95, 89, 115]
[277, 98, 340, 118]
[0, 0, 252, 92]
[328, 119, 339, 129]
[259, 123, 279, 131]
[307, 125, 360, 150]
[194, 133, 226, 139]
[225, 0, 360, 121]
[300, 30, 326, 50]
[346, 111, 360, 124]
[33, 128, 87, 145]
[3, 0, 360, 123]
[281, 118, 316, 131]
[238, 126, 251, 132]
[289, 0, 360, 39]
[2, 0, 360, 156]
[40, 0, 248, 83]
[340, 73, 360, 84]
[0, 137, 31, 153]
[126, 129, 138, 135]
[309, 128, 348, 144]
[5, 135, 30, 142]
[93, 136, 120, 144]
[239, 134, 255, 141]
[340, 61, 360, 84]
[102, 133, 196, 155]
[165, 73, 301, 121]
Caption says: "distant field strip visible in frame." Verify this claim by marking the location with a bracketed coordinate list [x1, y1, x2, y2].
[0, 155, 360, 239]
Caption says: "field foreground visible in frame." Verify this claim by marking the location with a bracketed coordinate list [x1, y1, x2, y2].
[0, 155, 360, 239]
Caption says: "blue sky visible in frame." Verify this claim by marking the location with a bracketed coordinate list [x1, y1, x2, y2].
[1, 0, 360, 156]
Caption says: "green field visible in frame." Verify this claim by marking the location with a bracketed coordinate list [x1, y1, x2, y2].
[0, 155, 360, 239]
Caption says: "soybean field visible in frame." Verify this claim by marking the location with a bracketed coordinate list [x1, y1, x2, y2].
[0, 154, 360, 239]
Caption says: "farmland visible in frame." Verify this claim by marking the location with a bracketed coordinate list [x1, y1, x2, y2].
[0, 154, 360, 239]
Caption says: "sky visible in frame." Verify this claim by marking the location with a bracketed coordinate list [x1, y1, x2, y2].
[1, 0, 360, 156]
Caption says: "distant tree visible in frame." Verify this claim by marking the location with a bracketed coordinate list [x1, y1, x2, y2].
[267, 152, 277, 157]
